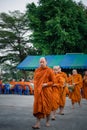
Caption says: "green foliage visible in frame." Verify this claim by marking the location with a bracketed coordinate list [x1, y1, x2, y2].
[0, 10, 37, 80]
[26, 0, 87, 54]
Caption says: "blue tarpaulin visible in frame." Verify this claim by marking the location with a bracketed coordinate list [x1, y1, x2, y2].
[17, 54, 87, 70]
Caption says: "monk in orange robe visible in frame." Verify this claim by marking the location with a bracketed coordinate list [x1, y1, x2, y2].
[67, 73, 72, 84]
[32, 57, 55, 129]
[9, 79, 17, 89]
[56, 66, 69, 115]
[0, 79, 3, 93]
[0, 79, 2, 84]
[82, 71, 87, 99]
[9, 79, 17, 94]
[24, 81, 34, 95]
[0, 79, 3, 87]
[69, 69, 83, 109]
[57, 66, 67, 83]
[17, 78, 25, 89]
[51, 66, 64, 119]
[58, 83, 69, 115]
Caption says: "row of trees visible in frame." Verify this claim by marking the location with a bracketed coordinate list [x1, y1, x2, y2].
[0, 0, 87, 80]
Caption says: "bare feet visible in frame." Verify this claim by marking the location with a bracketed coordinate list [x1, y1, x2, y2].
[32, 125, 40, 129]
[46, 122, 50, 127]
[72, 104, 75, 109]
[32, 120, 40, 129]
[51, 117, 56, 120]
[78, 102, 81, 107]
[58, 112, 64, 115]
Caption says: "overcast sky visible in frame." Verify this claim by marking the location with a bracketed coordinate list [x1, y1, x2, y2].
[0, 0, 87, 13]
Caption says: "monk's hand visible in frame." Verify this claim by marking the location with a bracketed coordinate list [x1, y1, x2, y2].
[53, 84, 57, 86]
[42, 83, 48, 87]
[72, 83, 75, 86]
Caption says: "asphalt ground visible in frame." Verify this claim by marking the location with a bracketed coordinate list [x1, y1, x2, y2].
[0, 94, 87, 130]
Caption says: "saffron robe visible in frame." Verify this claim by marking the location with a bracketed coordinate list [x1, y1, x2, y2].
[69, 74, 83, 104]
[82, 75, 87, 99]
[33, 66, 55, 119]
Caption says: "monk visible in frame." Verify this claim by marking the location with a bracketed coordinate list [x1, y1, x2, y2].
[58, 83, 69, 115]
[57, 66, 67, 83]
[56, 66, 69, 114]
[0, 79, 3, 94]
[82, 70, 87, 99]
[9, 79, 17, 93]
[51, 66, 64, 119]
[32, 57, 55, 129]
[67, 73, 72, 83]
[69, 69, 83, 109]
[24, 80, 34, 95]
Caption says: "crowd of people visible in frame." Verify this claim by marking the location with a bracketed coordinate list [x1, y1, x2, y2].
[0, 78, 34, 95]
[32, 57, 87, 129]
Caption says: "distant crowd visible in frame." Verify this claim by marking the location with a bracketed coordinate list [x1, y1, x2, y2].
[0, 69, 87, 101]
[0, 78, 34, 95]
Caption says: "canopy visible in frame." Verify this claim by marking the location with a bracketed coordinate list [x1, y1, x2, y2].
[17, 54, 87, 70]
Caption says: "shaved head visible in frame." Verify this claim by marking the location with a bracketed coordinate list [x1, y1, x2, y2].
[72, 69, 77, 75]
[40, 57, 46, 61]
[39, 57, 47, 68]
[53, 66, 59, 74]
[57, 65, 61, 72]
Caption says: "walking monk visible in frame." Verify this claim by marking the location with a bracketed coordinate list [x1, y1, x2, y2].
[82, 70, 87, 99]
[32, 57, 55, 129]
[51, 66, 64, 119]
[69, 69, 83, 109]
[57, 66, 67, 83]
[56, 66, 69, 115]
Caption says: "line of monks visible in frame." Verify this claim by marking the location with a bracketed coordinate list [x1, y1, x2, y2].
[0, 57, 87, 129]
[0, 78, 34, 95]
[32, 57, 87, 129]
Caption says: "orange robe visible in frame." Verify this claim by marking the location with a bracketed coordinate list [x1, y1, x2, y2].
[67, 75, 72, 85]
[58, 72, 68, 83]
[33, 66, 55, 119]
[57, 72, 68, 107]
[59, 86, 69, 107]
[52, 74, 64, 111]
[24, 81, 33, 94]
[16, 81, 25, 89]
[9, 81, 17, 89]
[0, 80, 3, 88]
[69, 74, 83, 104]
[82, 75, 87, 99]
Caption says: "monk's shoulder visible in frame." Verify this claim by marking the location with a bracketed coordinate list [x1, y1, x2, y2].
[77, 74, 82, 78]
[46, 67, 53, 73]
[34, 67, 41, 72]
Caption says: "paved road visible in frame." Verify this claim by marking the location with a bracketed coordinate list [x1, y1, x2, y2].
[0, 95, 87, 130]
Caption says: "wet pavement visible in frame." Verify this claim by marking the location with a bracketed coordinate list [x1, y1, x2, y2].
[0, 94, 87, 130]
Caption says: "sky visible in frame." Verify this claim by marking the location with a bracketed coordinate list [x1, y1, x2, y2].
[0, 0, 87, 13]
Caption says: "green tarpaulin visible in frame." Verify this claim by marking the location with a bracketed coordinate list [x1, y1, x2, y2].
[17, 54, 87, 70]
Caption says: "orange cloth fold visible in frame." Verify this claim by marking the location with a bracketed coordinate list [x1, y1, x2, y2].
[33, 66, 55, 119]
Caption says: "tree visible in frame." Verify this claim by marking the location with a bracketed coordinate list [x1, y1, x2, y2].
[0, 10, 37, 80]
[0, 10, 37, 63]
[26, 0, 87, 54]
